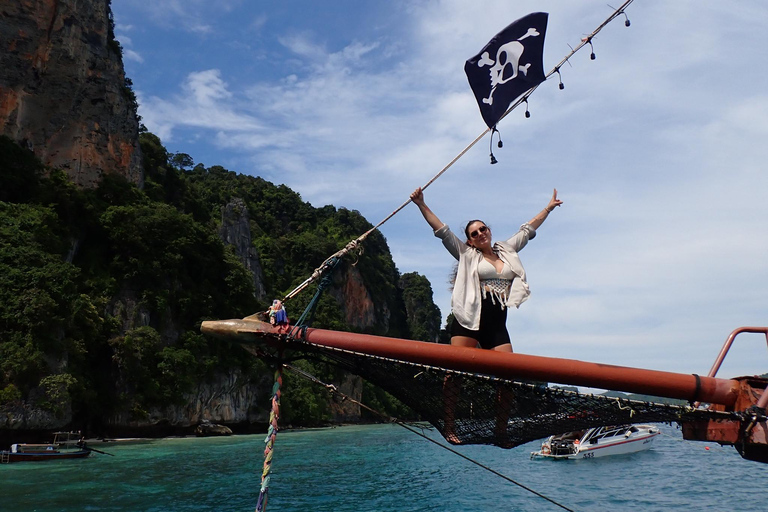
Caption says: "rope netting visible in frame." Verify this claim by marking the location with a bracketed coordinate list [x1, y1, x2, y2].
[245, 337, 739, 449]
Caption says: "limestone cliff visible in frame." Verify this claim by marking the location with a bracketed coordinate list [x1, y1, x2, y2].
[0, 0, 142, 188]
[329, 373, 362, 422]
[108, 371, 272, 433]
[219, 198, 267, 301]
[331, 264, 379, 330]
[399, 272, 442, 342]
[0, 0, 424, 431]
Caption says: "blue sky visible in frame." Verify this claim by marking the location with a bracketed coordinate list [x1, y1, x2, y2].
[112, 0, 768, 383]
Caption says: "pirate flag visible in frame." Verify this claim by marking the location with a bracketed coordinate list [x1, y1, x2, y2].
[465, 12, 548, 129]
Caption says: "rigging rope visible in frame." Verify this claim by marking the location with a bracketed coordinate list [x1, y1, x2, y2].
[289, 257, 341, 337]
[281, 363, 577, 512]
[280, 0, 636, 304]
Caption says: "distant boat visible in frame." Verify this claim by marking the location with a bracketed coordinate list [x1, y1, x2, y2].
[531, 424, 660, 460]
[0, 432, 91, 463]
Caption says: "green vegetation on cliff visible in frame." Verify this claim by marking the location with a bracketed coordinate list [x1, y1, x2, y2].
[0, 134, 441, 431]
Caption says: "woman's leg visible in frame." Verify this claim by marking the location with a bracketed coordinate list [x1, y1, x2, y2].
[451, 336, 479, 348]
[492, 342, 515, 446]
[443, 336, 477, 443]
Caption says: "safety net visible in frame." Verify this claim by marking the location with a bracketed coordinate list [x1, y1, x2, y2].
[240, 335, 740, 449]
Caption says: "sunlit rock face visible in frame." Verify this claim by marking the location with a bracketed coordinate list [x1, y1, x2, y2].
[333, 264, 378, 330]
[0, 0, 143, 188]
[219, 198, 268, 301]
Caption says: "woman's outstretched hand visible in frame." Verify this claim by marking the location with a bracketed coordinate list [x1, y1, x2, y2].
[410, 187, 425, 206]
[411, 187, 444, 231]
[547, 188, 563, 212]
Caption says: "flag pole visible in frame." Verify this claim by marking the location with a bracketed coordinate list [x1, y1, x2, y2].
[283, 0, 636, 303]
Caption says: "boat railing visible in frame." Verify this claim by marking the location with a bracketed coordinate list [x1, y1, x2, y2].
[699, 326, 768, 409]
[706, 327, 768, 379]
[52, 432, 84, 449]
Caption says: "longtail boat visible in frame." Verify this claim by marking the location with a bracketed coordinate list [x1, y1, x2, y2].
[0, 432, 91, 463]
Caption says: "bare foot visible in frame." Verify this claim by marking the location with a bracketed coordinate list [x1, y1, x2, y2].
[444, 431, 461, 445]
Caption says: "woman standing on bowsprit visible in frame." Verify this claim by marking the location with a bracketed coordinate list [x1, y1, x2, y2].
[410, 186, 562, 443]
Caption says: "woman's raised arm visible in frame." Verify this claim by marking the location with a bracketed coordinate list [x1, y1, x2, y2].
[527, 188, 562, 230]
[410, 187, 445, 232]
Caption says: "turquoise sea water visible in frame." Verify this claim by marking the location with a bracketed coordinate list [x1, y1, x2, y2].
[2, 423, 767, 512]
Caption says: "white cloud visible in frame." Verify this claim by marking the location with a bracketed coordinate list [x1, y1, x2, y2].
[123, 49, 144, 63]
[113, 0, 245, 34]
[114, 25, 141, 63]
[136, 70, 264, 141]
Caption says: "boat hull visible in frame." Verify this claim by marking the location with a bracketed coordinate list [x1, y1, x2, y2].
[1, 450, 91, 463]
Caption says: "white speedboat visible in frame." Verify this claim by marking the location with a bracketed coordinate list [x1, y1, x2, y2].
[531, 424, 660, 460]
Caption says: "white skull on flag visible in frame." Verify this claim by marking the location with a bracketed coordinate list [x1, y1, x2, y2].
[477, 27, 541, 106]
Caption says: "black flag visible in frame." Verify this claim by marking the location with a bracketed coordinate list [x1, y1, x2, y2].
[465, 12, 548, 129]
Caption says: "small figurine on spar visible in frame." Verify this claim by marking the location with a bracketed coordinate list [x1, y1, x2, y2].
[268, 299, 288, 326]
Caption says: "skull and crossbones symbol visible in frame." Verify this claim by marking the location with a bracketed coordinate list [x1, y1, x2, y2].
[477, 27, 541, 106]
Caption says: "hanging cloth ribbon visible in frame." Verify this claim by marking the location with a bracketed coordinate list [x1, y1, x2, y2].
[255, 365, 283, 512]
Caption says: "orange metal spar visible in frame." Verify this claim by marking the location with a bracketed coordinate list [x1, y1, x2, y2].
[201, 318, 740, 407]
[300, 326, 739, 406]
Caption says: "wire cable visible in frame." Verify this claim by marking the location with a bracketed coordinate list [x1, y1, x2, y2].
[281, 363, 578, 512]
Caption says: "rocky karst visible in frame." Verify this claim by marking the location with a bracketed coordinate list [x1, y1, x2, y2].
[0, 0, 142, 188]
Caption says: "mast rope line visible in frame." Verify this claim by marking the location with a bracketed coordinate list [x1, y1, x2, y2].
[288, 257, 341, 337]
[280, 0, 635, 305]
[280, 362, 578, 512]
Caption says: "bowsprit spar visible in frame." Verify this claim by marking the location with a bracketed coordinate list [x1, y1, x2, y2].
[202, 317, 768, 463]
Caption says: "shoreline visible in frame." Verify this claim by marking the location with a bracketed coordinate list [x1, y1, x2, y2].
[1, 420, 394, 449]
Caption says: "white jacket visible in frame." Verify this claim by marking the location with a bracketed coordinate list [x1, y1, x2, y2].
[434, 223, 536, 331]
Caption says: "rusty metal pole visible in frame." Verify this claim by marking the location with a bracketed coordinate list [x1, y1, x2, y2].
[202, 318, 740, 406]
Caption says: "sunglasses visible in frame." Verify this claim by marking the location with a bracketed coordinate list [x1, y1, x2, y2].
[469, 225, 488, 239]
